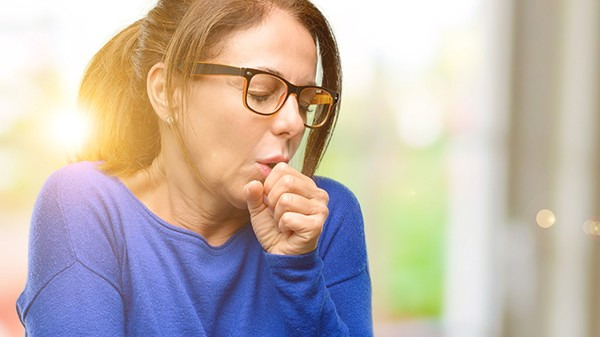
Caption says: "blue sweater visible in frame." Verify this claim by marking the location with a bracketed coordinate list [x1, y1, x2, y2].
[17, 162, 372, 336]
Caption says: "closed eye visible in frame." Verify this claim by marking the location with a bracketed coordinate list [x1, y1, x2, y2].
[248, 93, 271, 102]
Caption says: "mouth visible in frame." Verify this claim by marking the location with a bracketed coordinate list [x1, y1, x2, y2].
[257, 156, 289, 179]
[258, 156, 290, 168]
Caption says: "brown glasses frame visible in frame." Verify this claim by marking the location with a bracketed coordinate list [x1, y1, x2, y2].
[188, 63, 339, 128]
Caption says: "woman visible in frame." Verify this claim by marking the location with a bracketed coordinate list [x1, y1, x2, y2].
[17, 0, 372, 335]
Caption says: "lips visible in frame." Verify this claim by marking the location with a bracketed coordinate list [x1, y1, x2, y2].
[257, 163, 273, 178]
[257, 155, 289, 167]
[257, 155, 289, 178]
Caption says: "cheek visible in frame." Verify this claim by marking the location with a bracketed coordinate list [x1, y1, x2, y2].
[183, 89, 265, 161]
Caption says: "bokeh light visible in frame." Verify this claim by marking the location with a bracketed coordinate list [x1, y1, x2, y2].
[583, 219, 600, 236]
[536, 209, 556, 228]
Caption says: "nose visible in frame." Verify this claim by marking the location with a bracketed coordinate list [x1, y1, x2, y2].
[271, 93, 305, 138]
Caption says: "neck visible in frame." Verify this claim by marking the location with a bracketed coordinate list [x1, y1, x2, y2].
[122, 154, 250, 247]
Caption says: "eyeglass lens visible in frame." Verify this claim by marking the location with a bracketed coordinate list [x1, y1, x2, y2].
[246, 73, 333, 127]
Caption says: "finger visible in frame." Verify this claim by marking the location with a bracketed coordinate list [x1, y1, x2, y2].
[266, 174, 327, 209]
[272, 193, 327, 224]
[277, 212, 324, 243]
[244, 180, 266, 216]
[263, 162, 312, 195]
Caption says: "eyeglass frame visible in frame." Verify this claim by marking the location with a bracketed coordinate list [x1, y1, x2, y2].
[185, 63, 339, 129]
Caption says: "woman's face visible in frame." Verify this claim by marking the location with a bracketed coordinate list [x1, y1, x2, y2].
[178, 9, 317, 209]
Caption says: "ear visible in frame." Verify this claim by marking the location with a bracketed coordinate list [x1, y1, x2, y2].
[147, 62, 173, 123]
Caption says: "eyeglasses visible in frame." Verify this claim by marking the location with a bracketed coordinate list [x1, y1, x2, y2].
[188, 63, 338, 128]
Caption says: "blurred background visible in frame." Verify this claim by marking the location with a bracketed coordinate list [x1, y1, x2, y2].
[0, 0, 598, 336]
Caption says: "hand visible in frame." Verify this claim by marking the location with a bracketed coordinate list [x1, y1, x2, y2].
[244, 163, 329, 255]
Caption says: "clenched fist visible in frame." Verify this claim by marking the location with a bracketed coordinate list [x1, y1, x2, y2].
[244, 163, 329, 255]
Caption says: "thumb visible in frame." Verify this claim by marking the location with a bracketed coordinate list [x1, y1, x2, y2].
[244, 180, 266, 216]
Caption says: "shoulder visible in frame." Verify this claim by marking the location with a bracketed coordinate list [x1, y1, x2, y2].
[30, 161, 126, 286]
[40, 160, 127, 241]
[313, 176, 369, 284]
[33, 159, 127, 244]
[33, 161, 115, 229]
[313, 176, 362, 217]
[314, 177, 364, 250]
[19, 163, 125, 321]
[43, 161, 118, 195]
[39, 161, 129, 217]
[312, 176, 364, 242]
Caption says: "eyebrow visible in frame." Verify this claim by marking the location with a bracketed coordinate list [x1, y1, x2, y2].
[255, 66, 317, 86]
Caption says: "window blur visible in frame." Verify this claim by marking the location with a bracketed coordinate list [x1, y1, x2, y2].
[1, 1, 598, 337]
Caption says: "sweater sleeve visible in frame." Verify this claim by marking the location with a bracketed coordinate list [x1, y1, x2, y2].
[264, 177, 373, 337]
[16, 168, 125, 336]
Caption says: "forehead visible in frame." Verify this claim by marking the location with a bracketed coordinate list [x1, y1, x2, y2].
[213, 9, 318, 85]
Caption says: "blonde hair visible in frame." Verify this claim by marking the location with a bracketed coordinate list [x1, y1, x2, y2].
[78, 0, 342, 177]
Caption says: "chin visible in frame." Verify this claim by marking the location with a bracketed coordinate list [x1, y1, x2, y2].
[228, 187, 250, 210]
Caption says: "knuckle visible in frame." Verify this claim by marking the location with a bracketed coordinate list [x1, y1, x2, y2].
[322, 205, 329, 218]
[280, 193, 294, 207]
[319, 189, 329, 203]
[317, 197, 329, 211]
[310, 202, 328, 216]
[311, 217, 324, 234]
[280, 212, 294, 224]
[309, 213, 321, 227]
[282, 175, 294, 188]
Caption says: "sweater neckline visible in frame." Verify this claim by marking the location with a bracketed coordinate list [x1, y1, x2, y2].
[107, 171, 254, 255]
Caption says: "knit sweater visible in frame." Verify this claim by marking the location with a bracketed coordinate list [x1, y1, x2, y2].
[17, 161, 372, 336]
